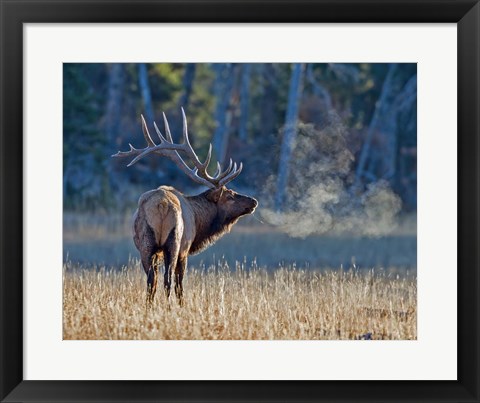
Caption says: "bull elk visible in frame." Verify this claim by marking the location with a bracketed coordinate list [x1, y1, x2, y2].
[113, 108, 257, 304]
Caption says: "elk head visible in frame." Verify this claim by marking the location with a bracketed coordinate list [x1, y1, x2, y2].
[205, 186, 257, 225]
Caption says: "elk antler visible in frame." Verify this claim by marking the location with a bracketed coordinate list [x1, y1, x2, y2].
[112, 108, 242, 189]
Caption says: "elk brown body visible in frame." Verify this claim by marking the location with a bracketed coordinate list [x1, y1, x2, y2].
[133, 185, 257, 302]
[114, 109, 257, 303]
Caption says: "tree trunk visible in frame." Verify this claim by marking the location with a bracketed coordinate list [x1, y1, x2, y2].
[353, 63, 398, 189]
[306, 63, 332, 110]
[105, 64, 125, 148]
[105, 63, 125, 196]
[239, 63, 252, 141]
[179, 64, 196, 109]
[137, 63, 154, 123]
[212, 63, 237, 166]
[275, 63, 306, 211]
[259, 63, 277, 138]
[390, 73, 417, 194]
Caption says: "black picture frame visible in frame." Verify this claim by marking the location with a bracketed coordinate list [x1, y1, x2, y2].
[1, 1, 479, 402]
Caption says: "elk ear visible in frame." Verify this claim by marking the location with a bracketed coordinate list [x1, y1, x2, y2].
[207, 187, 224, 203]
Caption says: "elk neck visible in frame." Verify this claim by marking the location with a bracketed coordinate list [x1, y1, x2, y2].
[186, 192, 233, 255]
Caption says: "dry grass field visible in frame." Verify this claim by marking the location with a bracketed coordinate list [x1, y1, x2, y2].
[63, 260, 416, 340]
[63, 213, 416, 340]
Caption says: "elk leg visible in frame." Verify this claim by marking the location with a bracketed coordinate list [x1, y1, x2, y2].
[146, 255, 159, 304]
[140, 227, 158, 304]
[138, 220, 156, 273]
[163, 228, 180, 298]
[174, 256, 187, 305]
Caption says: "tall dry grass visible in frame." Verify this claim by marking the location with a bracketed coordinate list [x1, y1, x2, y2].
[63, 260, 416, 340]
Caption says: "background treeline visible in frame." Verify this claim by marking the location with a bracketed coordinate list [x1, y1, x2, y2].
[63, 63, 416, 212]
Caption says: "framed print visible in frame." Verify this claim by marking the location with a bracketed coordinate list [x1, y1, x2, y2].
[1, 0, 479, 402]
